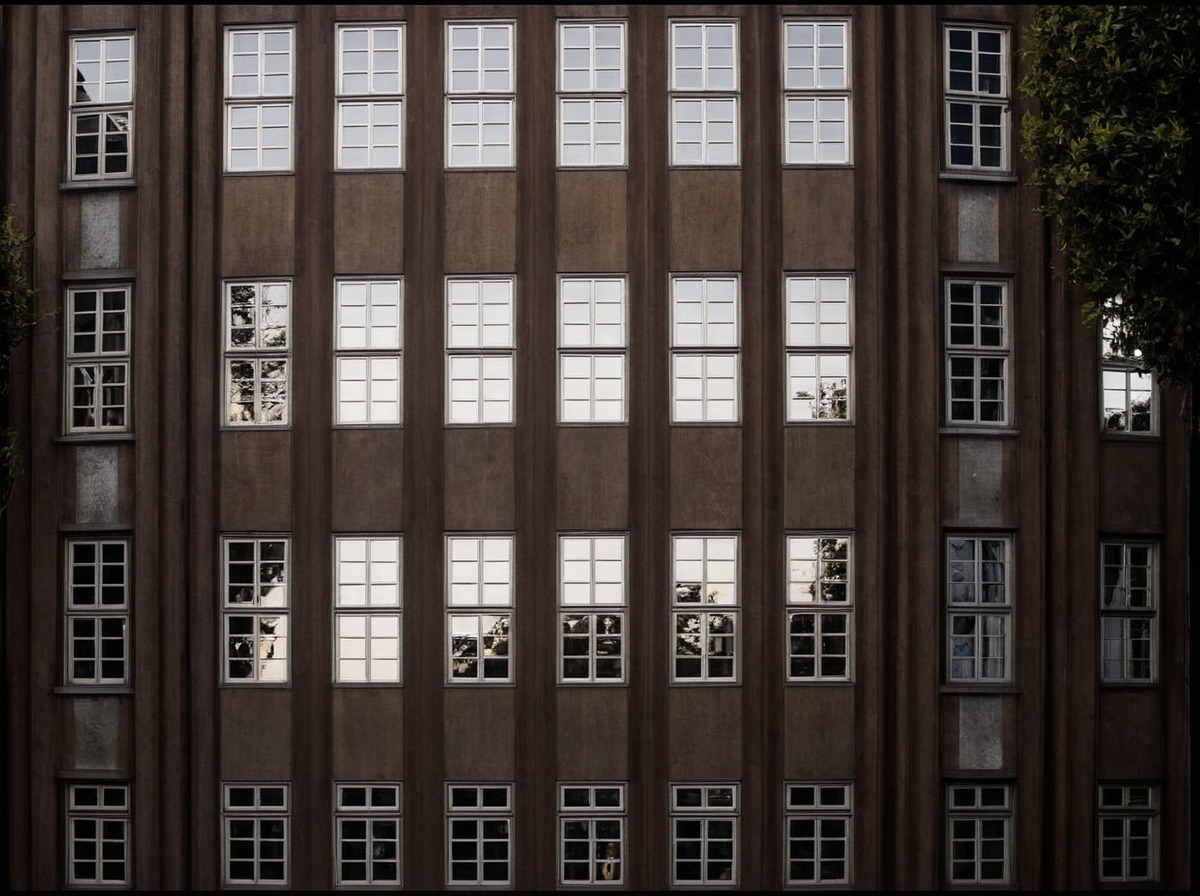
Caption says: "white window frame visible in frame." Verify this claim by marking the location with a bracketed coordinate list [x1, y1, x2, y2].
[786, 534, 852, 682]
[224, 280, 290, 427]
[782, 20, 850, 165]
[559, 782, 626, 886]
[672, 533, 739, 683]
[446, 534, 514, 683]
[784, 782, 852, 886]
[223, 536, 289, 684]
[336, 23, 405, 170]
[558, 275, 627, 423]
[671, 275, 740, 423]
[445, 21, 515, 169]
[64, 537, 129, 687]
[68, 34, 134, 181]
[65, 285, 131, 434]
[946, 535, 1012, 684]
[944, 25, 1009, 173]
[1098, 784, 1158, 883]
[223, 783, 290, 886]
[946, 783, 1012, 885]
[1100, 304, 1156, 434]
[334, 278, 403, 426]
[446, 277, 515, 425]
[225, 27, 294, 172]
[334, 535, 402, 684]
[945, 279, 1009, 426]
[670, 783, 739, 886]
[559, 534, 627, 684]
[785, 275, 852, 422]
[65, 781, 130, 887]
[557, 20, 626, 167]
[1099, 541, 1157, 683]
[446, 783, 513, 886]
[669, 20, 739, 166]
[334, 781, 402, 887]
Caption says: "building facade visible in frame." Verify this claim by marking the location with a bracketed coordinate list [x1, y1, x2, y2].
[0, 3, 1190, 890]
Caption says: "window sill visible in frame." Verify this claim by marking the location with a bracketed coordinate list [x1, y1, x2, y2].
[1099, 681, 1161, 690]
[59, 178, 137, 192]
[939, 684, 1019, 695]
[55, 432, 135, 444]
[939, 426, 1018, 438]
[785, 679, 855, 687]
[332, 681, 403, 689]
[782, 162, 854, 170]
[223, 170, 295, 177]
[55, 686, 133, 696]
[556, 420, 629, 428]
[784, 420, 855, 428]
[669, 680, 741, 687]
[938, 171, 1018, 185]
[1100, 431, 1162, 442]
[557, 680, 629, 687]
[445, 681, 516, 688]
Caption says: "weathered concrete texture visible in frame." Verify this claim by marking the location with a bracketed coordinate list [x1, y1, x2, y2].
[74, 698, 120, 769]
[958, 439, 1004, 525]
[75, 445, 119, 524]
[959, 695, 1003, 769]
[80, 191, 121, 268]
[957, 186, 999, 263]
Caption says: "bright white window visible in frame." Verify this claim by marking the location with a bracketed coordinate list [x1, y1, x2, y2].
[557, 21, 626, 167]
[946, 279, 1008, 425]
[786, 275, 851, 421]
[65, 285, 131, 433]
[560, 534, 626, 683]
[785, 782, 852, 885]
[559, 276, 627, 423]
[946, 535, 1011, 683]
[225, 280, 289, 426]
[335, 279, 402, 425]
[671, 275, 739, 423]
[225, 27, 294, 172]
[670, 783, 738, 885]
[1100, 302, 1155, 433]
[670, 21, 738, 165]
[66, 782, 130, 886]
[783, 21, 850, 164]
[786, 535, 852, 682]
[447, 535, 513, 683]
[336, 24, 404, 169]
[65, 538, 129, 686]
[1100, 541, 1156, 683]
[223, 537, 288, 683]
[224, 783, 289, 886]
[1098, 785, 1158, 883]
[446, 278, 514, 425]
[446, 784, 513, 886]
[559, 783, 625, 885]
[946, 783, 1011, 885]
[944, 25, 1009, 172]
[334, 536, 402, 684]
[69, 34, 133, 180]
[335, 782, 402, 886]
[672, 534, 738, 683]
[446, 22, 515, 168]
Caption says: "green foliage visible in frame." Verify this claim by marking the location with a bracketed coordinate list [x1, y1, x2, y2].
[1019, 5, 1200, 386]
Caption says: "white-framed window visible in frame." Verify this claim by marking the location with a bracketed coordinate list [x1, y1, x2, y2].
[335, 279, 403, 425]
[334, 536, 402, 684]
[446, 21, 515, 168]
[560, 534, 626, 683]
[944, 25, 1009, 172]
[225, 27, 294, 172]
[557, 20, 626, 167]
[946, 535, 1011, 683]
[446, 277, 514, 425]
[560, 782, 625, 885]
[446, 783, 513, 886]
[785, 275, 851, 421]
[672, 534, 738, 683]
[559, 276, 627, 423]
[65, 782, 130, 886]
[447, 535, 513, 683]
[65, 285, 131, 434]
[671, 275, 740, 423]
[1100, 541, 1156, 683]
[69, 34, 133, 181]
[785, 782, 852, 886]
[783, 20, 850, 164]
[670, 21, 738, 166]
[334, 782, 402, 887]
[786, 535, 852, 682]
[224, 783, 289, 886]
[64, 537, 129, 686]
[223, 537, 289, 683]
[945, 279, 1009, 425]
[336, 23, 404, 170]
[670, 783, 738, 886]
[1098, 784, 1158, 883]
[1100, 303, 1155, 433]
[946, 783, 1012, 885]
[225, 280, 290, 426]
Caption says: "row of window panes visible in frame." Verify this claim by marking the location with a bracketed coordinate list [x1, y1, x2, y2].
[65, 780, 1161, 887]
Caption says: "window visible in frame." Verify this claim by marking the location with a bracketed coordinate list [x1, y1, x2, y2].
[557, 21, 626, 167]
[945, 279, 1009, 425]
[1100, 304, 1155, 433]
[1098, 784, 1158, 883]
[672, 534, 738, 683]
[559, 276, 627, 423]
[671, 275, 740, 423]
[446, 22, 515, 168]
[670, 783, 738, 885]
[946, 783, 1011, 885]
[783, 21, 850, 164]
[66, 782, 129, 887]
[786, 535, 852, 682]
[335, 782, 402, 887]
[223, 537, 289, 683]
[447, 535, 514, 683]
[785, 782, 852, 886]
[785, 275, 851, 421]
[225, 27, 294, 172]
[65, 538, 129, 686]
[560, 534, 626, 683]
[447, 784, 512, 886]
[69, 34, 133, 181]
[446, 278, 514, 425]
[65, 285, 130, 434]
[560, 783, 625, 885]
[224, 783, 289, 886]
[944, 25, 1008, 172]
[946, 535, 1011, 683]
[670, 21, 738, 165]
[1100, 541, 1156, 683]
[336, 24, 404, 169]
[225, 280, 290, 426]
[335, 279, 403, 425]
[334, 536, 402, 684]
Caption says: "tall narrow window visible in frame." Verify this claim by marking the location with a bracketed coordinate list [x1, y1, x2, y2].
[557, 20, 626, 167]
[670, 783, 739, 886]
[1100, 541, 1156, 683]
[65, 538, 129, 687]
[783, 20, 850, 164]
[447, 535, 514, 683]
[335, 279, 402, 425]
[560, 534, 626, 683]
[559, 276, 627, 423]
[66, 782, 130, 886]
[336, 23, 404, 169]
[672, 534, 739, 683]
[670, 21, 739, 165]
[785, 275, 851, 421]
[225, 280, 290, 426]
[335, 782, 402, 886]
[671, 275, 740, 423]
[225, 27, 294, 172]
[786, 535, 852, 682]
[334, 536, 402, 684]
[1098, 784, 1158, 883]
[223, 536, 289, 683]
[446, 278, 514, 425]
[65, 285, 131, 434]
[446, 21, 515, 168]
[945, 279, 1009, 425]
[944, 25, 1009, 172]
[559, 783, 626, 885]
[69, 34, 133, 180]
[946, 783, 1012, 885]
[223, 783, 289, 886]
[1101, 303, 1155, 433]
[946, 535, 1011, 683]
[446, 784, 513, 886]
[785, 782, 852, 886]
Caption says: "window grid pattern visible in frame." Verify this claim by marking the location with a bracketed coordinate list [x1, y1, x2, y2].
[1101, 310, 1155, 433]
[224, 783, 289, 886]
[670, 21, 739, 165]
[558, 22, 626, 167]
[786, 535, 852, 681]
[946, 280, 1008, 425]
[223, 537, 289, 683]
[560, 535, 626, 683]
[225, 281, 289, 426]
[337, 24, 404, 169]
[1098, 785, 1157, 883]
[947, 536, 1011, 683]
[783, 21, 850, 164]
[66, 782, 130, 886]
[66, 286, 131, 433]
[447, 535, 514, 683]
[447, 784, 513, 886]
[335, 782, 402, 886]
[672, 534, 739, 683]
[65, 538, 129, 686]
[334, 536, 402, 684]
[335, 279, 403, 425]
[947, 783, 1011, 885]
[559, 783, 625, 885]
[225, 28, 294, 171]
[785, 782, 852, 885]
[446, 278, 515, 424]
[1100, 541, 1156, 683]
[785, 275, 851, 421]
[944, 26, 1008, 171]
[69, 35, 133, 180]
[559, 276, 627, 423]
[672, 276, 740, 422]
[446, 22, 515, 168]
[670, 783, 739, 886]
